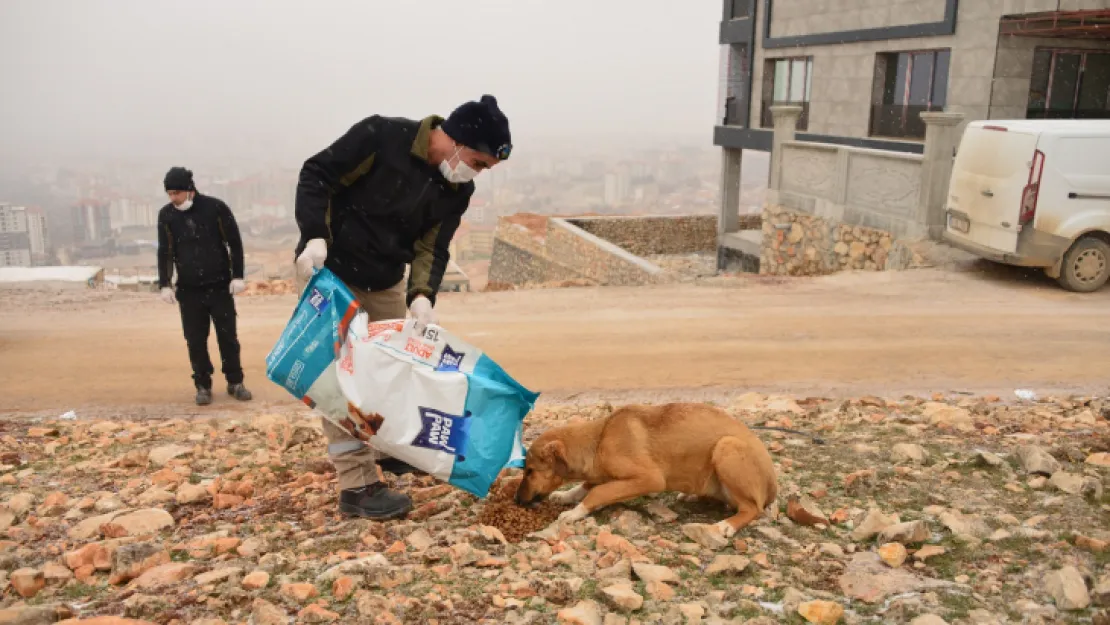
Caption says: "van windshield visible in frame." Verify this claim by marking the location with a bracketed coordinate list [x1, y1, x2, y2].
[957, 127, 1037, 179]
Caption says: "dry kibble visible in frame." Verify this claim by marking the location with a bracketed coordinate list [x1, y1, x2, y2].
[476, 476, 565, 543]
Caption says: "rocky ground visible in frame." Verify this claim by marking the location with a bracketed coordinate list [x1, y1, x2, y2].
[645, 253, 719, 283]
[1, 394, 1108, 625]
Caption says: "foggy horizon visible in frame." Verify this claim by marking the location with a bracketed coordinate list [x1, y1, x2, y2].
[0, 1, 722, 172]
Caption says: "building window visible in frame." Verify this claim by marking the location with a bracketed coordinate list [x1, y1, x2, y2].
[760, 57, 813, 130]
[1027, 49, 1110, 120]
[728, 0, 751, 19]
[721, 43, 749, 126]
[869, 49, 950, 140]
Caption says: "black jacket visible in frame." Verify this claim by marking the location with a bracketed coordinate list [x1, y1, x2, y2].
[294, 115, 473, 306]
[157, 194, 245, 290]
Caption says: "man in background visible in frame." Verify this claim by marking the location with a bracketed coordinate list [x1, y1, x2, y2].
[293, 95, 512, 520]
[157, 166, 253, 406]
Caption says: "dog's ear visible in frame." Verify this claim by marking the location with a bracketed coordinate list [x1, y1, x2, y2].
[542, 440, 569, 476]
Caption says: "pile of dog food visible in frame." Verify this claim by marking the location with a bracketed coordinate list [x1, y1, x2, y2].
[477, 475, 565, 543]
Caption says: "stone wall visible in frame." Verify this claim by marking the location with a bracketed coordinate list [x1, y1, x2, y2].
[564, 215, 718, 257]
[775, 141, 926, 239]
[487, 215, 665, 288]
[760, 204, 914, 276]
[544, 220, 663, 286]
[486, 238, 588, 286]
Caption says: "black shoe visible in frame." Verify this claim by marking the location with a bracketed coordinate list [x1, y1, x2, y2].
[338, 483, 413, 520]
[227, 383, 252, 401]
[377, 457, 426, 476]
[195, 387, 213, 406]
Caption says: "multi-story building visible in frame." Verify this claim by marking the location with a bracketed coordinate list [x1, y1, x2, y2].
[603, 167, 633, 207]
[72, 201, 112, 243]
[0, 203, 33, 267]
[715, 0, 1110, 267]
[109, 198, 158, 231]
[26, 208, 49, 260]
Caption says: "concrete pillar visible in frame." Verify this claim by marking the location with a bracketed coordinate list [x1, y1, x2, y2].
[769, 105, 803, 191]
[718, 148, 743, 236]
[918, 111, 965, 240]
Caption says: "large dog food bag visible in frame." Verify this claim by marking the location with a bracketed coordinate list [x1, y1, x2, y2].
[266, 268, 536, 498]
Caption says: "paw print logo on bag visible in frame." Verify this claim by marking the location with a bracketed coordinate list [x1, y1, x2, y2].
[436, 345, 465, 372]
[412, 406, 471, 459]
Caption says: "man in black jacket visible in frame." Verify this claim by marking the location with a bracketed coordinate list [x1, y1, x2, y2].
[293, 95, 511, 520]
[157, 167, 253, 406]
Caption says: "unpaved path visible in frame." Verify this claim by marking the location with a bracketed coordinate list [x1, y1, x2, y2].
[1, 266, 1108, 415]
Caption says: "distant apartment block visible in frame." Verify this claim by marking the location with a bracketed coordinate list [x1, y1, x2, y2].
[0, 203, 33, 267]
[26, 208, 49, 259]
[604, 169, 634, 207]
[72, 201, 112, 243]
[109, 198, 158, 230]
[715, 0, 1110, 268]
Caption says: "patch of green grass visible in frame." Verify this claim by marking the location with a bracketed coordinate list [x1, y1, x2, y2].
[577, 578, 598, 601]
[923, 543, 970, 579]
[992, 536, 1038, 557]
[727, 603, 765, 620]
[937, 589, 976, 619]
[59, 582, 102, 600]
[457, 581, 486, 601]
[708, 575, 732, 590]
[852, 601, 884, 617]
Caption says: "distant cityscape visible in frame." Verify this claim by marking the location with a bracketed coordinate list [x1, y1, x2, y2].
[0, 140, 767, 276]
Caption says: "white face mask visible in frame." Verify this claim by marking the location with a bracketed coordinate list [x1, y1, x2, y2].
[439, 147, 479, 183]
[172, 193, 193, 211]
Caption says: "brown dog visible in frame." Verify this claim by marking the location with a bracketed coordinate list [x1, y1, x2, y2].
[515, 402, 778, 537]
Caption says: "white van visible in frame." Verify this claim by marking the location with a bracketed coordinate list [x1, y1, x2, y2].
[943, 119, 1110, 292]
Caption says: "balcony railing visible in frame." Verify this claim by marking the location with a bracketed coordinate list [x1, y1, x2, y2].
[869, 104, 936, 140]
[723, 97, 746, 126]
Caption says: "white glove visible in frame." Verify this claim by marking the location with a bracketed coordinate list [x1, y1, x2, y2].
[160, 287, 176, 305]
[409, 295, 438, 333]
[296, 238, 328, 279]
[229, 279, 246, 295]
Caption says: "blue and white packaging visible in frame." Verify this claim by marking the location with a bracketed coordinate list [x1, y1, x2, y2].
[265, 268, 360, 411]
[335, 313, 538, 497]
[265, 268, 536, 498]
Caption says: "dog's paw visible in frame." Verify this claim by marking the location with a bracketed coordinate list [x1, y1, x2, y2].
[549, 485, 587, 505]
[715, 520, 738, 538]
[558, 504, 589, 524]
[549, 492, 574, 505]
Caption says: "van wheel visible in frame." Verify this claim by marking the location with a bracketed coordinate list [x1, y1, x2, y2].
[1057, 236, 1110, 293]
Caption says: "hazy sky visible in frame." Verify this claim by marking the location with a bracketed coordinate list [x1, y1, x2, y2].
[0, 1, 722, 169]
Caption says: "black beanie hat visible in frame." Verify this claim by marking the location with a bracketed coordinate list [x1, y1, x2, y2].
[164, 167, 195, 192]
[441, 95, 512, 161]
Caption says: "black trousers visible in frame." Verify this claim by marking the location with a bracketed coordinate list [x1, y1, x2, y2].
[177, 285, 244, 389]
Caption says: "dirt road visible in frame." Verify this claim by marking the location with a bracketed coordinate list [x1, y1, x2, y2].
[2, 266, 1108, 415]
